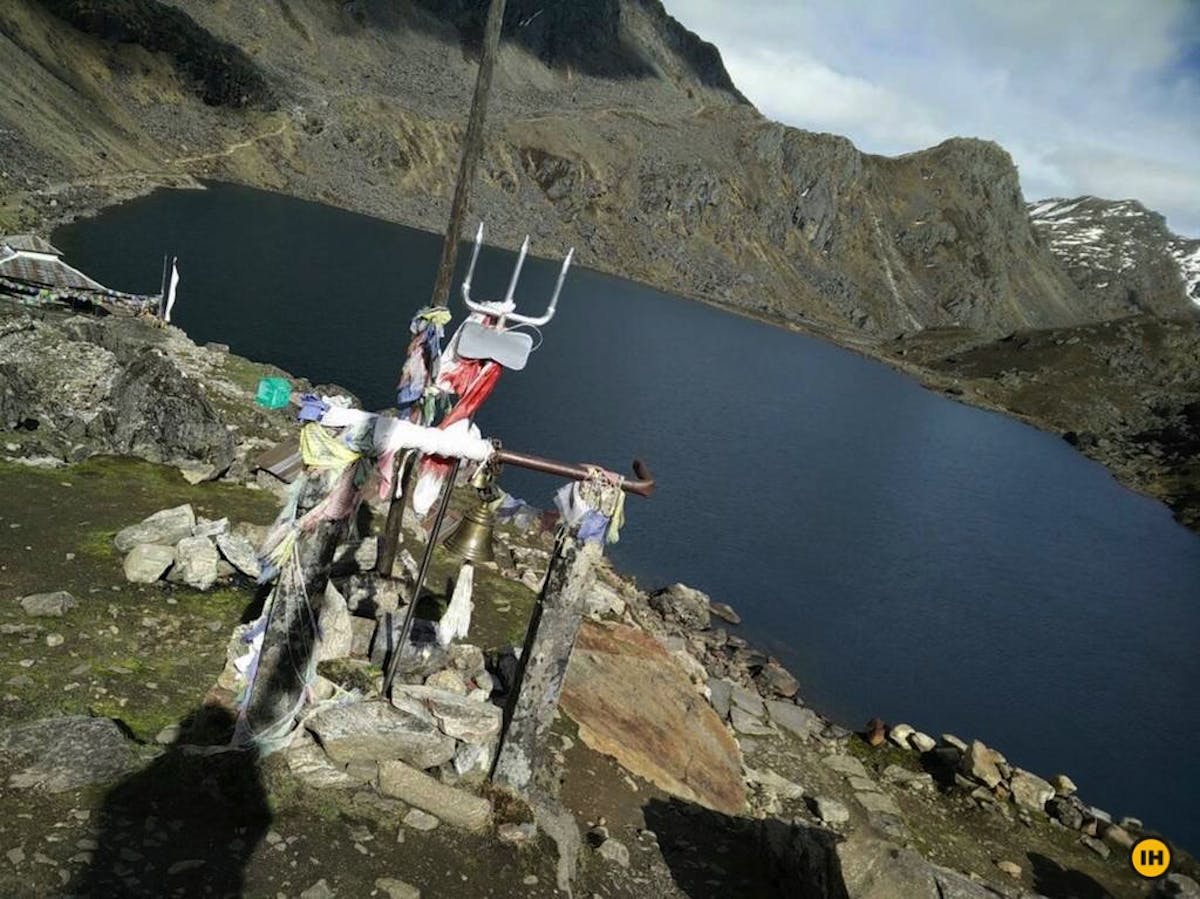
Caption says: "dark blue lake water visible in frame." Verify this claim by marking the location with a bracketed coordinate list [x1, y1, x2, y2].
[56, 183, 1200, 851]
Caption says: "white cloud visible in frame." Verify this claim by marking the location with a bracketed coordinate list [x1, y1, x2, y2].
[670, 0, 1200, 236]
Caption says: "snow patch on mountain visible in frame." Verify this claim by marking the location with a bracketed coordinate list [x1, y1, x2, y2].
[1029, 196, 1199, 314]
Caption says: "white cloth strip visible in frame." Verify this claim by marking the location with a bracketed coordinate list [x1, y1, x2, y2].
[317, 405, 493, 462]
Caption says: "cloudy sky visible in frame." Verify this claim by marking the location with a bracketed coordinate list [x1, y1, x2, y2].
[669, 1, 1200, 236]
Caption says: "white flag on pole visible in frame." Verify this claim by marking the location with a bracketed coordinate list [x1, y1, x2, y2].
[164, 259, 180, 323]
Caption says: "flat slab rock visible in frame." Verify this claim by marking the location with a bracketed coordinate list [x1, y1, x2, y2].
[0, 716, 138, 792]
[305, 700, 455, 769]
[390, 685, 502, 744]
[561, 621, 746, 815]
[113, 504, 196, 552]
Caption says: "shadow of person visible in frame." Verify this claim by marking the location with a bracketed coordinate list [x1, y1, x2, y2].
[70, 704, 271, 898]
[642, 796, 848, 899]
[1027, 851, 1113, 899]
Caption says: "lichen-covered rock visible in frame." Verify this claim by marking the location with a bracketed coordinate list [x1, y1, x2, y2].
[560, 621, 745, 815]
[0, 716, 137, 792]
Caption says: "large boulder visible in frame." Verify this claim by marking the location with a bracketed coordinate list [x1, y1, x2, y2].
[105, 351, 235, 471]
[0, 716, 138, 792]
[305, 701, 456, 769]
[561, 621, 745, 814]
[648, 583, 711, 630]
[114, 504, 196, 552]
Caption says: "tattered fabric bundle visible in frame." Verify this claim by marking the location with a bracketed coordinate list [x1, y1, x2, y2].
[554, 466, 627, 545]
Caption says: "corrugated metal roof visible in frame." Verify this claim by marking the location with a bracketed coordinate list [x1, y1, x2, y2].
[1, 234, 63, 255]
[0, 254, 107, 292]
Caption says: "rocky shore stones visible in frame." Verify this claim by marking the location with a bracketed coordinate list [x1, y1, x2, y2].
[560, 621, 745, 814]
[305, 701, 456, 769]
[1053, 773, 1077, 796]
[0, 716, 136, 792]
[378, 760, 491, 831]
[756, 661, 799, 698]
[1009, 769, 1054, 812]
[113, 504, 195, 552]
[709, 601, 741, 625]
[887, 723, 914, 749]
[648, 583, 711, 630]
[765, 700, 822, 741]
[822, 754, 869, 780]
[19, 590, 77, 617]
[168, 535, 220, 590]
[123, 543, 176, 583]
[909, 731, 936, 753]
[808, 795, 850, 826]
[960, 740, 1003, 789]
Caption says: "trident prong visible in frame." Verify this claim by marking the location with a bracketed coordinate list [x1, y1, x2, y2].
[460, 222, 485, 304]
[459, 222, 572, 328]
[504, 236, 530, 305]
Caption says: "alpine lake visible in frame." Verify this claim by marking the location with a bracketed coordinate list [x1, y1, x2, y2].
[55, 182, 1200, 852]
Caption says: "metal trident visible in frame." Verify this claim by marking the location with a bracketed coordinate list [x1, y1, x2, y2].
[461, 223, 574, 327]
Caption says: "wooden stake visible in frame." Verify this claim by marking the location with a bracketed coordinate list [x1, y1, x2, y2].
[491, 535, 598, 794]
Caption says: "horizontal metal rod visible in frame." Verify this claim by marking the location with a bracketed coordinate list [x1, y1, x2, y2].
[493, 448, 655, 497]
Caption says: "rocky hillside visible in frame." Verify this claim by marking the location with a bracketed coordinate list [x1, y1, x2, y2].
[1030, 196, 1200, 316]
[0, 0, 1154, 339]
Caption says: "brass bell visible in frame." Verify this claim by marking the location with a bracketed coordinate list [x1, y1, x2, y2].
[442, 494, 497, 563]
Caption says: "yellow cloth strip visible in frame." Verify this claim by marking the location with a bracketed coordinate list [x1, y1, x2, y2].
[299, 423, 361, 470]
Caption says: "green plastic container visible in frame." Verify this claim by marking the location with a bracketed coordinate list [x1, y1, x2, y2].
[255, 377, 292, 409]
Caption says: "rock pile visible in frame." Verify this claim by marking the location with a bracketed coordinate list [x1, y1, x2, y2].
[873, 724, 1146, 858]
[115, 504, 263, 590]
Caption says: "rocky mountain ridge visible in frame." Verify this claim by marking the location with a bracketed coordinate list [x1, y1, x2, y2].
[2, 0, 1199, 530]
[1029, 196, 1200, 316]
[2, 0, 1192, 341]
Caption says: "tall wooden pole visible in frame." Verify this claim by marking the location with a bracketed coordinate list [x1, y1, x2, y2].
[430, 0, 507, 308]
[376, 0, 507, 579]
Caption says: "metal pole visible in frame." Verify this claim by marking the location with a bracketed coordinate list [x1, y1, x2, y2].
[158, 254, 169, 319]
[382, 458, 462, 696]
